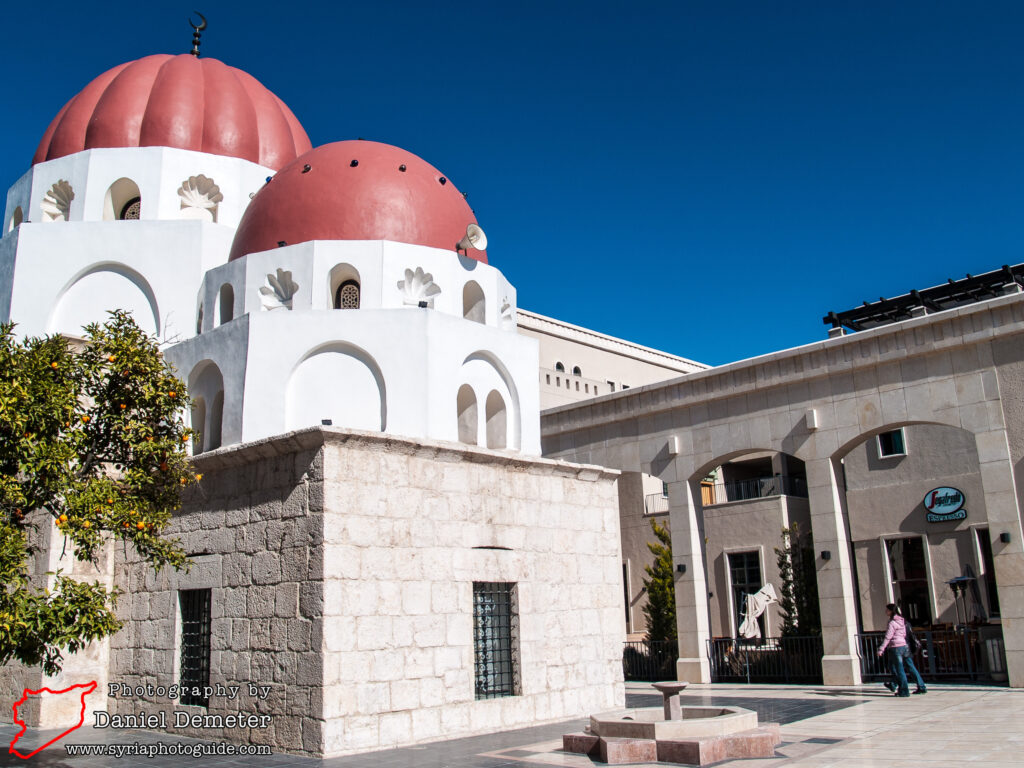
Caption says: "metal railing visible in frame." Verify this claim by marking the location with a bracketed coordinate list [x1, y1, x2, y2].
[644, 493, 670, 515]
[623, 640, 678, 681]
[707, 635, 824, 684]
[856, 628, 1007, 683]
[719, 475, 808, 503]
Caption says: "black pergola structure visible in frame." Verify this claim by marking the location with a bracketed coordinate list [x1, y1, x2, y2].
[823, 263, 1024, 334]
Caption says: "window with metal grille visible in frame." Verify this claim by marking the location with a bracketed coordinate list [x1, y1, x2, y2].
[473, 582, 518, 699]
[335, 279, 360, 309]
[179, 589, 211, 706]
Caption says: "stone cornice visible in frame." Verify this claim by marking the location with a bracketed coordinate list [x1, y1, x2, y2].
[191, 425, 620, 482]
[541, 292, 1024, 437]
[517, 308, 708, 371]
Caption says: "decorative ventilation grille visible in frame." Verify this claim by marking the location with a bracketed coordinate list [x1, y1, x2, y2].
[473, 582, 518, 699]
[121, 198, 141, 220]
[179, 589, 212, 706]
[339, 282, 360, 309]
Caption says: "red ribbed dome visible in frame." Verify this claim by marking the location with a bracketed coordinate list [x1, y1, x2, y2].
[33, 54, 311, 170]
[229, 141, 487, 263]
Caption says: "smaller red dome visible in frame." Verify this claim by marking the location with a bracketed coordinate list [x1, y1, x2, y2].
[34, 54, 311, 170]
[229, 141, 487, 263]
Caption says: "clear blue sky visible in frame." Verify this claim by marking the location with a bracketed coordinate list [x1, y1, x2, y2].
[4, 2, 1023, 365]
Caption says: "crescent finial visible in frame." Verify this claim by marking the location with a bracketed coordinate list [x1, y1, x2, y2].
[190, 12, 207, 31]
[189, 11, 207, 56]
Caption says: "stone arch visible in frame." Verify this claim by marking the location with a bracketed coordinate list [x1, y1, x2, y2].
[8, 206, 23, 232]
[188, 360, 225, 453]
[457, 384, 478, 445]
[463, 281, 485, 323]
[49, 262, 160, 337]
[286, 342, 386, 432]
[103, 177, 142, 221]
[217, 283, 234, 325]
[329, 263, 361, 309]
[485, 390, 507, 449]
[461, 351, 521, 451]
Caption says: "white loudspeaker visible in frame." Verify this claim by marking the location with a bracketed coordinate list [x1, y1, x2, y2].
[456, 223, 487, 252]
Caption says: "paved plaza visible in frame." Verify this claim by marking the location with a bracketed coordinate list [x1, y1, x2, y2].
[2, 681, 1021, 767]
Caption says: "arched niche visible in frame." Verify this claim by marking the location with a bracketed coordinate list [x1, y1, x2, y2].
[217, 283, 234, 325]
[103, 178, 142, 221]
[457, 384, 478, 445]
[459, 351, 521, 451]
[485, 390, 507, 449]
[50, 262, 160, 337]
[8, 206, 23, 232]
[463, 281, 485, 323]
[329, 263, 361, 309]
[285, 342, 386, 432]
[187, 360, 225, 453]
[190, 396, 206, 454]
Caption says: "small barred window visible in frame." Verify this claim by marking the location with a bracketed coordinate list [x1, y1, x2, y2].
[336, 280, 360, 309]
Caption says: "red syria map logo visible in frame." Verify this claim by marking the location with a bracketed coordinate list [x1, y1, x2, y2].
[8, 681, 97, 759]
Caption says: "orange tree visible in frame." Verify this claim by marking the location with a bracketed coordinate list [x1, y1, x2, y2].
[0, 311, 196, 674]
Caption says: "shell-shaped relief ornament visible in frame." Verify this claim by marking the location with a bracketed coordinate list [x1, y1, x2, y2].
[41, 180, 74, 221]
[259, 268, 299, 310]
[397, 267, 442, 307]
[179, 175, 223, 218]
[500, 296, 516, 328]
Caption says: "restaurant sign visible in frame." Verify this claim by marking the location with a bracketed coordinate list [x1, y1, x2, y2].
[923, 486, 966, 522]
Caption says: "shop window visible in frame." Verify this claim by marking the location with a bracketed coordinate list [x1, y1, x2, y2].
[178, 589, 211, 707]
[554, 362, 565, 373]
[886, 537, 932, 624]
[728, 551, 763, 637]
[976, 529, 1001, 618]
[877, 429, 907, 458]
[335, 279, 360, 309]
[473, 582, 518, 699]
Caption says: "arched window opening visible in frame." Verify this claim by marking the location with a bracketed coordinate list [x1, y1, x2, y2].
[42, 180, 74, 222]
[572, 366, 582, 376]
[335, 279, 360, 309]
[218, 284, 234, 325]
[103, 178, 141, 221]
[485, 390, 507, 450]
[457, 384, 478, 445]
[190, 397, 206, 454]
[463, 281, 485, 323]
[8, 206, 23, 232]
[207, 391, 224, 450]
[554, 362, 565, 373]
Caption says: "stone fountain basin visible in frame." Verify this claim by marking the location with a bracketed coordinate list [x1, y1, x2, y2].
[590, 706, 759, 740]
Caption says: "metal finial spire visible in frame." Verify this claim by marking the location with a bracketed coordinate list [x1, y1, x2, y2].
[189, 12, 207, 57]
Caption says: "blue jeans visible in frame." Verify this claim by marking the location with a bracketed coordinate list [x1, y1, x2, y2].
[889, 646, 926, 695]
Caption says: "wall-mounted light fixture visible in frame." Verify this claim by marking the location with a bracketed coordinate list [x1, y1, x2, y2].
[821, 550, 831, 561]
[667, 436, 680, 456]
[676, 563, 686, 574]
[1000, 532, 1012, 544]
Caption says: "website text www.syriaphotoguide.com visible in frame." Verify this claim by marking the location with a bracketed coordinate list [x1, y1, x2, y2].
[65, 741, 271, 758]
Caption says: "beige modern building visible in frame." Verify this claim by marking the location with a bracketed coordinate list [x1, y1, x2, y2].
[543, 265, 1024, 688]
[516, 309, 707, 409]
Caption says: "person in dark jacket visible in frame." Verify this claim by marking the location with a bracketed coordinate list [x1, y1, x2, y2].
[877, 603, 927, 697]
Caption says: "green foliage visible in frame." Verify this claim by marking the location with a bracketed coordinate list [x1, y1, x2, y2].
[0, 311, 197, 674]
[642, 518, 677, 643]
[774, 522, 821, 636]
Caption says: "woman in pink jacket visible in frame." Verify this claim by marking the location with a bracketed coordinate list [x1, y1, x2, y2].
[876, 603, 927, 697]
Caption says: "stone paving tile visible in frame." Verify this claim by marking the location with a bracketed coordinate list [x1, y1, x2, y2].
[2, 683, 1019, 767]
